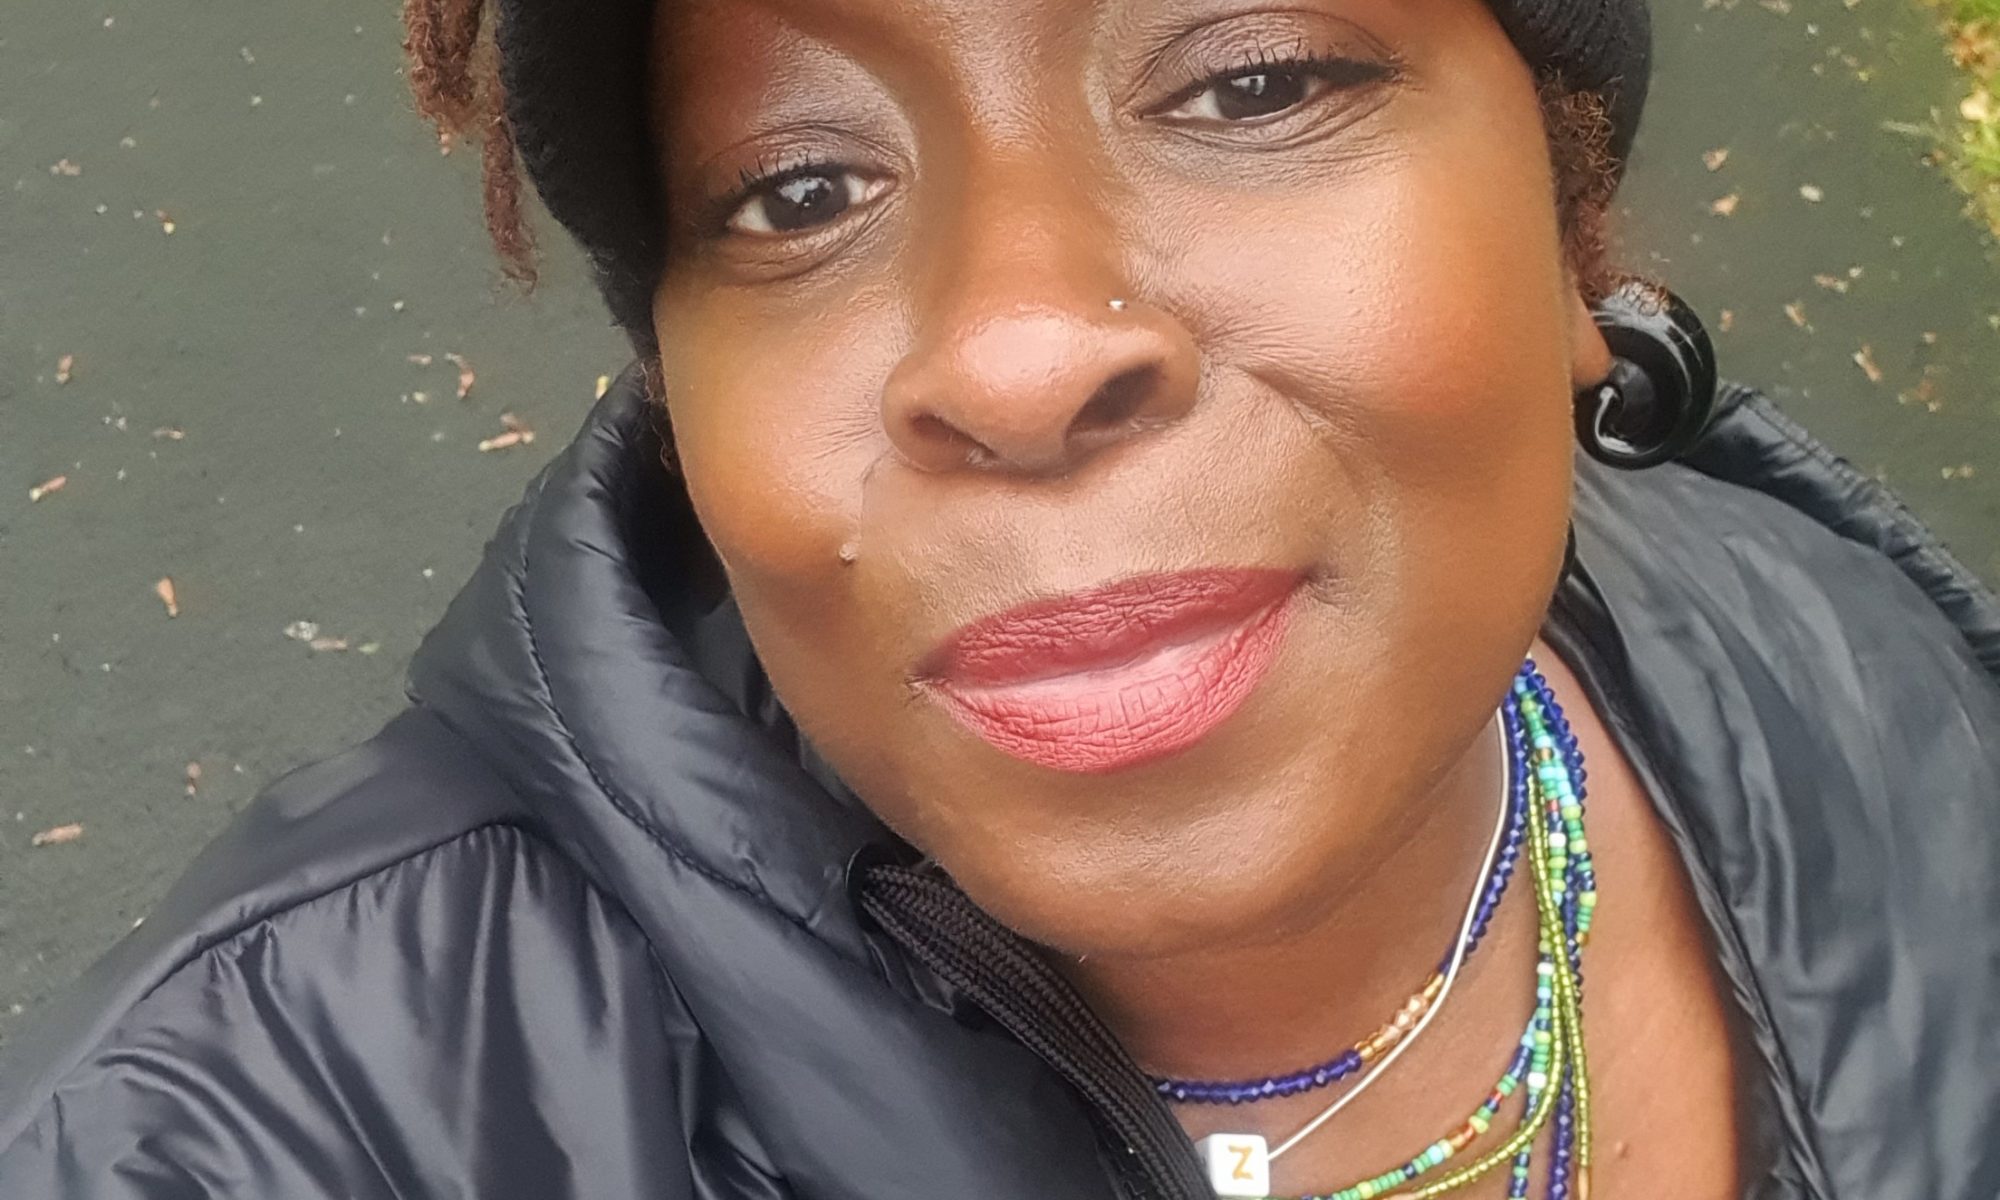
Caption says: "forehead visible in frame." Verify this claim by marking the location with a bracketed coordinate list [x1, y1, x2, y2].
[656, 0, 1426, 79]
[654, 0, 1091, 159]
[652, 0, 1441, 144]
[665, 0, 1084, 49]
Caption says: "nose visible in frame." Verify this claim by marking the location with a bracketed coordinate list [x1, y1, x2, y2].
[881, 176, 1199, 479]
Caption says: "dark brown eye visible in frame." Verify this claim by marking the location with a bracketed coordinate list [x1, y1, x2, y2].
[1214, 69, 1310, 121]
[1158, 54, 1393, 125]
[728, 168, 888, 236]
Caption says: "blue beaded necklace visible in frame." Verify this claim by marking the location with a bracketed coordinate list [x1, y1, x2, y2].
[1153, 752, 1527, 1107]
[1176, 662, 1597, 1200]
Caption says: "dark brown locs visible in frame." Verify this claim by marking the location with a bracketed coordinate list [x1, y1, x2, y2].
[400, 1, 1624, 315]
[1538, 76, 1624, 304]
[403, 0, 537, 285]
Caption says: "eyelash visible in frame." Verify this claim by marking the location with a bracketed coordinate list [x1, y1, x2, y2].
[1153, 46, 1397, 117]
[704, 156, 834, 233]
[703, 47, 1397, 238]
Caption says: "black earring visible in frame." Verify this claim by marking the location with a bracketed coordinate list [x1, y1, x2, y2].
[1573, 283, 1719, 470]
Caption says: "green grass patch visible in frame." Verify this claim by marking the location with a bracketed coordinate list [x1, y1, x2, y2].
[1949, 0, 2000, 24]
[1910, 1, 2000, 238]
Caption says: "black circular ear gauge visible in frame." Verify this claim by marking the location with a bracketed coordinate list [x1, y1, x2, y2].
[1574, 283, 1720, 470]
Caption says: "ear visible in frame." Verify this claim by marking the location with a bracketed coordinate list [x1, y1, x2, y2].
[1567, 288, 1614, 393]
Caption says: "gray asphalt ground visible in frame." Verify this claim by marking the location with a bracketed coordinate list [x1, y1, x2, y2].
[4, 0, 1997, 1041]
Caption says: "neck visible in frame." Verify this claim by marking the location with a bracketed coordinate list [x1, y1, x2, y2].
[1055, 707, 1515, 1093]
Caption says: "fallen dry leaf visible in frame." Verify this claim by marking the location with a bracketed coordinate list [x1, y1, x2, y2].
[480, 413, 538, 453]
[1943, 464, 1979, 481]
[1813, 273, 1851, 294]
[156, 209, 176, 235]
[1709, 193, 1742, 217]
[32, 824, 85, 848]
[1717, 309, 1737, 333]
[1784, 302, 1810, 330]
[55, 354, 74, 385]
[184, 762, 202, 796]
[446, 352, 475, 399]
[478, 430, 532, 453]
[407, 353, 434, 367]
[1799, 184, 1825, 204]
[50, 158, 82, 177]
[1703, 147, 1731, 172]
[30, 475, 69, 502]
[152, 426, 185, 440]
[1952, 22, 2000, 71]
[284, 622, 359, 653]
[1853, 345, 1884, 384]
[155, 577, 180, 618]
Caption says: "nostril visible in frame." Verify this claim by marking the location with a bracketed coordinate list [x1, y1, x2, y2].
[909, 412, 990, 466]
[1070, 364, 1162, 438]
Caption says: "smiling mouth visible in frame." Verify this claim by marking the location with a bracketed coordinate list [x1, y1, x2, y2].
[917, 568, 1304, 774]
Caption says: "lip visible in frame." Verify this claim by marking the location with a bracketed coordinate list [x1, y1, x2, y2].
[917, 568, 1304, 774]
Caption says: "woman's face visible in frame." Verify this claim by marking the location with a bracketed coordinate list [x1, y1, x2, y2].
[650, 0, 1610, 957]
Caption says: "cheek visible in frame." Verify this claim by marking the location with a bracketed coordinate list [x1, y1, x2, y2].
[1167, 164, 1571, 446]
[653, 288, 897, 588]
[1352, 170, 1576, 548]
[651, 284, 923, 807]
[1152, 131, 1577, 575]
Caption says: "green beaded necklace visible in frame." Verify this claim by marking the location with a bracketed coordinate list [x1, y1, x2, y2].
[1262, 664, 1598, 1200]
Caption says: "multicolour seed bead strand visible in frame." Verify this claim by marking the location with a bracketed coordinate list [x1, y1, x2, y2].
[1519, 665, 1597, 1196]
[1265, 661, 1596, 1200]
[1154, 781, 1529, 1106]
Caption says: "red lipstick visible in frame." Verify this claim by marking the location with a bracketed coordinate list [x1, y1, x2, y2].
[919, 568, 1302, 774]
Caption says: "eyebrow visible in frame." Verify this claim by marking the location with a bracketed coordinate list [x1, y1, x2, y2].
[728, 0, 960, 57]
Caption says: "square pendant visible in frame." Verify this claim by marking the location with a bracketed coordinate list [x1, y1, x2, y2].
[1194, 1133, 1271, 1197]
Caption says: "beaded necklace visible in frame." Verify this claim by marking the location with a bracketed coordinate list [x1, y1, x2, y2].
[1189, 662, 1597, 1200]
[1154, 785, 1526, 1107]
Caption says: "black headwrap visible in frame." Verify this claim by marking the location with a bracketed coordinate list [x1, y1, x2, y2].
[493, 0, 1653, 343]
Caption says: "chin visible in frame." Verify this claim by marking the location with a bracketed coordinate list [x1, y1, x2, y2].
[922, 758, 1344, 962]
[860, 614, 1377, 957]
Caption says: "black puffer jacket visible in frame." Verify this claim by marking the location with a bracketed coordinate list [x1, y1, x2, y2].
[1, 369, 1996, 1199]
